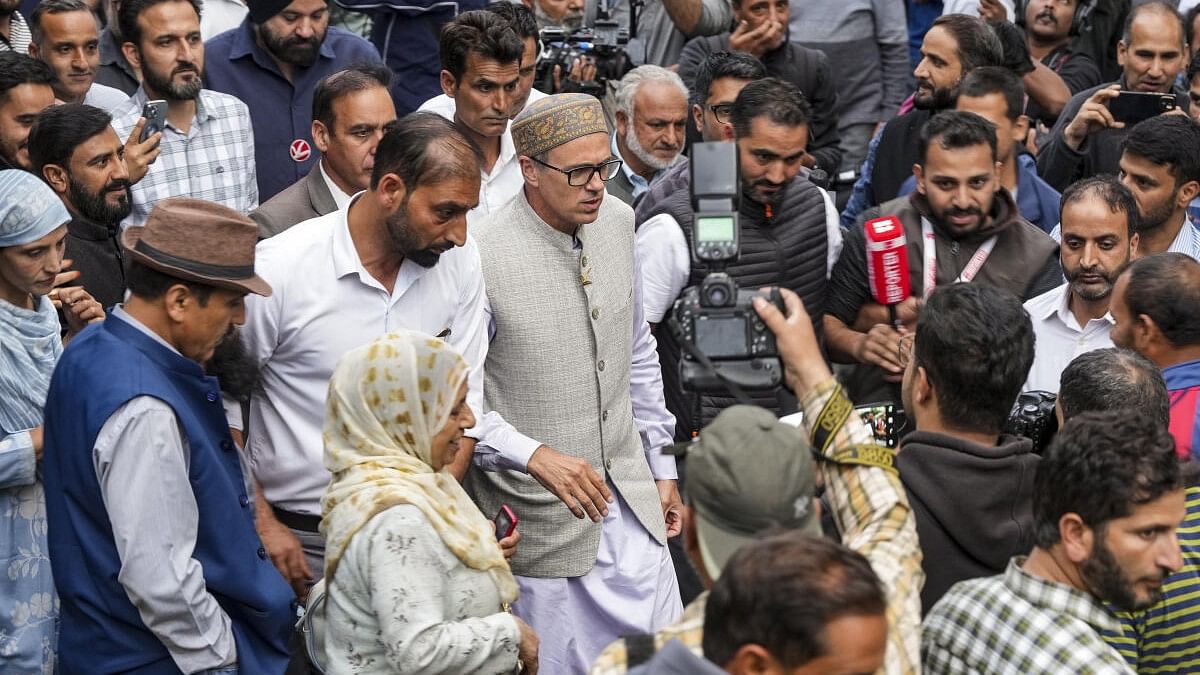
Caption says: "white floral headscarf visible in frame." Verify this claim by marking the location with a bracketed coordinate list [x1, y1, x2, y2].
[319, 331, 517, 602]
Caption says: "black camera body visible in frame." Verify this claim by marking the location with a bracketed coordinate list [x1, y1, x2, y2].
[671, 142, 785, 393]
[1004, 390, 1059, 453]
[534, 21, 633, 97]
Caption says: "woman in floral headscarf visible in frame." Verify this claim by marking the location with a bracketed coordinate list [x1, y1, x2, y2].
[320, 331, 539, 674]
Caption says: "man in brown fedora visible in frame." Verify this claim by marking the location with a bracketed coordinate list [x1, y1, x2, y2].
[41, 197, 296, 675]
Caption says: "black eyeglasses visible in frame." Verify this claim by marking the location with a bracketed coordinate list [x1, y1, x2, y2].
[530, 157, 623, 186]
[708, 103, 734, 124]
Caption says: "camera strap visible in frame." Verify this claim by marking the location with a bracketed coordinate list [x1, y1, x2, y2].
[810, 385, 897, 474]
[672, 321, 758, 407]
[921, 218, 998, 300]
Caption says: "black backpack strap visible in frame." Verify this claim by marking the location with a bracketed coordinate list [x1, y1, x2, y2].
[624, 633, 659, 668]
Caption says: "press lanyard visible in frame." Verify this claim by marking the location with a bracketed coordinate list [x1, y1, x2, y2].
[921, 218, 998, 299]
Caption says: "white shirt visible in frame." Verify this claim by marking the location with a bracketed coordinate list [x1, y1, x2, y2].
[200, 0, 248, 40]
[83, 82, 130, 113]
[635, 188, 844, 323]
[318, 159, 353, 212]
[239, 195, 490, 513]
[941, 0, 1014, 18]
[418, 90, 548, 228]
[1022, 283, 1115, 393]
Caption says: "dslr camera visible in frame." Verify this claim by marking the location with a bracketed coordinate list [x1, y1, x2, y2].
[534, 0, 635, 97]
[670, 142, 786, 393]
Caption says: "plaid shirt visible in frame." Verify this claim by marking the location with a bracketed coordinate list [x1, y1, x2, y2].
[923, 557, 1135, 674]
[589, 379, 924, 675]
[112, 88, 257, 227]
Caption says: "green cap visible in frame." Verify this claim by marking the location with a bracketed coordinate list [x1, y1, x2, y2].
[686, 405, 820, 578]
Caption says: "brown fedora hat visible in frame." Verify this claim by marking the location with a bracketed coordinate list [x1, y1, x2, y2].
[122, 198, 272, 297]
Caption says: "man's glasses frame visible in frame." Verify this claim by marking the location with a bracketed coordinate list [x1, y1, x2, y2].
[529, 157, 624, 187]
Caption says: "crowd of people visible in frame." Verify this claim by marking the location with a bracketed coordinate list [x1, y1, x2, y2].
[1, 0, 1200, 672]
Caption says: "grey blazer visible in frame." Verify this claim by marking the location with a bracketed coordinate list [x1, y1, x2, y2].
[606, 168, 636, 207]
[250, 162, 339, 238]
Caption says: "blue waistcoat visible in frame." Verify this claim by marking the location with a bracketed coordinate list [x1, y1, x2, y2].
[42, 315, 294, 674]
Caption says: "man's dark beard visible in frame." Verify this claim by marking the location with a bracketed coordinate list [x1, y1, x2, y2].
[1135, 192, 1178, 235]
[930, 205, 985, 234]
[261, 24, 324, 67]
[913, 79, 958, 111]
[743, 179, 787, 208]
[1081, 531, 1165, 612]
[385, 204, 448, 269]
[67, 175, 132, 226]
[1065, 261, 1119, 301]
[142, 58, 203, 101]
[205, 328, 260, 404]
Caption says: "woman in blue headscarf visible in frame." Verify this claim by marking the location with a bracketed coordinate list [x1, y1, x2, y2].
[0, 170, 104, 671]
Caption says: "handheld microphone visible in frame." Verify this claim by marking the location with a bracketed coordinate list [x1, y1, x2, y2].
[865, 216, 911, 329]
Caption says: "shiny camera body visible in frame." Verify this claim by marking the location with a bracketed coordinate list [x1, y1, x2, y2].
[672, 142, 785, 392]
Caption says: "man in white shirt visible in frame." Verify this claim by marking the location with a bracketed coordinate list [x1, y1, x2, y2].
[238, 114, 489, 595]
[424, 10, 526, 228]
[1024, 175, 1139, 393]
[28, 0, 128, 112]
[251, 64, 396, 238]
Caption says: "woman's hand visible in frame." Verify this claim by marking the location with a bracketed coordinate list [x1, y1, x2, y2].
[515, 616, 539, 674]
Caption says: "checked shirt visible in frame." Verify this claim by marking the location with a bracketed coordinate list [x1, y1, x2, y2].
[923, 557, 1134, 674]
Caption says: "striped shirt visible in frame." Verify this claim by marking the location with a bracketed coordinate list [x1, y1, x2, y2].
[1106, 487, 1200, 672]
[0, 12, 31, 55]
[111, 88, 258, 227]
[923, 558, 1134, 674]
[589, 379, 924, 675]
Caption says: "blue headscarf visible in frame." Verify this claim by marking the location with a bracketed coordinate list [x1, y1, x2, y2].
[0, 170, 70, 248]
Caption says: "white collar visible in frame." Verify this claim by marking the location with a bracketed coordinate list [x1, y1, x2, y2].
[318, 160, 354, 212]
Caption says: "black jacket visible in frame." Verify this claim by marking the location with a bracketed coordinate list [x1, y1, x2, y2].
[898, 431, 1039, 613]
[64, 215, 126, 311]
[676, 34, 842, 173]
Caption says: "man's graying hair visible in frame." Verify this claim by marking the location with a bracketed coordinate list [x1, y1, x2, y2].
[614, 65, 688, 119]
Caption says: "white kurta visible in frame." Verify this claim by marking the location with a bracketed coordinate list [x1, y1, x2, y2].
[511, 483, 681, 674]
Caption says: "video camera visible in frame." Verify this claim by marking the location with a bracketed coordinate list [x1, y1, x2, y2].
[533, 0, 638, 97]
[670, 142, 786, 394]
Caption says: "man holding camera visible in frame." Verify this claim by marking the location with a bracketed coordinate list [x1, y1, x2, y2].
[634, 77, 841, 440]
[1037, 2, 1190, 191]
[465, 93, 682, 674]
[825, 111, 1059, 406]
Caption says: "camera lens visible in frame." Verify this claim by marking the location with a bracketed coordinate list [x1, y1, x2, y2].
[706, 286, 728, 306]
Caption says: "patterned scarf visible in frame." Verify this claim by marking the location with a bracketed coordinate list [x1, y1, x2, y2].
[320, 331, 517, 602]
[0, 296, 62, 433]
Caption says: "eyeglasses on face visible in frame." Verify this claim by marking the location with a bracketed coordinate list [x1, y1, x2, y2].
[708, 103, 734, 124]
[529, 157, 624, 186]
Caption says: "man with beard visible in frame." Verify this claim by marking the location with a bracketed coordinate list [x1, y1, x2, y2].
[0, 52, 55, 171]
[0, 0, 31, 54]
[28, 0, 129, 112]
[608, 65, 687, 206]
[1016, 0, 1102, 128]
[524, 0, 584, 30]
[841, 14, 1003, 228]
[252, 64, 396, 238]
[1109, 253, 1200, 460]
[424, 10, 526, 227]
[236, 114, 495, 605]
[203, 0, 382, 202]
[28, 104, 135, 310]
[110, 0, 258, 226]
[1023, 176, 1138, 393]
[465, 93, 681, 674]
[636, 77, 841, 440]
[1115, 115, 1200, 260]
[923, 412, 1185, 674]
[1038, 2, 1190, 192]
[1055, 348, 1200, 673]
[825, 111, 1060, 406]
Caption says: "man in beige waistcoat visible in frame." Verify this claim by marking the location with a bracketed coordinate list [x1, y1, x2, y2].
[465, 93, 683, 673]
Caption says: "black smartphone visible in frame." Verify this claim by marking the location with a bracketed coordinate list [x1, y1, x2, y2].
[1108, 91, 1176, 125]
[140, 99, 167, 142]
[494, 504, 517, 540]
[856, 403, 908, 448]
